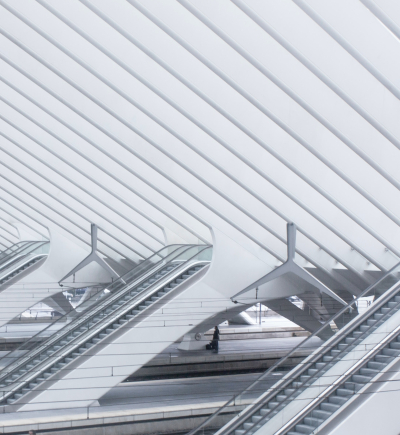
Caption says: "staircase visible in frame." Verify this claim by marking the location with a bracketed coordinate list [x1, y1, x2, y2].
[0, 258, 208, 407]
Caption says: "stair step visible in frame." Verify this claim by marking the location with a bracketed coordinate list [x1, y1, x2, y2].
[336, 388, 354, 397]
[321, 403, 340, 412]
[375, 355, 393, 364]
[360, 367, 380, 377]
[329, 396, 348, 405]
[312, 409, 332, 420]
[294, 423, 315, 434]
[383, 348, 400, 357]
[345, 381, 364, 391]
[251, 415, 262, 423]
[304, 416, 324, 427]
[351, 374, 372, 384]
[300, 375, 311, 383]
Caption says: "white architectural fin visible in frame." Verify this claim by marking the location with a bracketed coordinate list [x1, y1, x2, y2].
[233, 223, 347, 306]
[58, 224, 119, 284]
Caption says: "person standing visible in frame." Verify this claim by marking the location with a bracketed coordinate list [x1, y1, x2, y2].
[212, 326, 220, 353]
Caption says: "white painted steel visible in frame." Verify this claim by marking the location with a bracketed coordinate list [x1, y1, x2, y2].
[0, 0, 398, 411]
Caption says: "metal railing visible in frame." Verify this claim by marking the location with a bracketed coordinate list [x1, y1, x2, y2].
[188, 261, 400, 435]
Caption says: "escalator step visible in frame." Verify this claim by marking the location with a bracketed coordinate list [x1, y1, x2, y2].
[383, 348, 400, 357]
[336, 388, 354, 397]
[304, 417, 324, 427]
[375, 355, 393, 363]
[360, 368, 379, 376]
[294, 423, 315, 434]
[345, 381, 364, 391]
[328, 396, 347, 405]
[352, 374, 372, 383]
[321, 403, 340, 412]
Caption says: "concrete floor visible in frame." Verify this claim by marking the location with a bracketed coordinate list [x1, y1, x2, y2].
[100, 372, 285, 409]
[152, 335, 323, 363]
[100, 336, 323, 408]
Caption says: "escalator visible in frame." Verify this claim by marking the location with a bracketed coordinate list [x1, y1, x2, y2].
[0, 241, 50, 288]
[189, 263, 400, 435]
[0, 244, 211, 408]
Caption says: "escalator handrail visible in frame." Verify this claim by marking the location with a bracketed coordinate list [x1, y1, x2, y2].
[189, 260, 400, 435]
[0, 244, 191, 372]
[276, 321, 400, 435]
[0, 241, 46, 270]
[0, 245, 209, 384]
[0, 254, 48, 283]
[237, 278, 400, 435]
[0, 249, 211, 404]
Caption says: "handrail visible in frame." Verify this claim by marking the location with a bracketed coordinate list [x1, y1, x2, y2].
[188, 260, 400, 435]
[277, 321, 400, 435]
[0, 247, 212, 405]
[0, 244, 189, 370]
[0, 254, 47, 283]
[238, 278, 400, 435]
[0, 241, 46, 269]
[0, 245, 209, 383]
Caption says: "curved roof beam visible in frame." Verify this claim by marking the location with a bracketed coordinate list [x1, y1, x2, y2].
[0, 158, 153, 260]
[0, 219, 19, 242]
[31, 0, 386, 279]
[0, 0, 394, 282]
[0, 2, 394, 272]
[0, 29, 286, 265]
[0, 59, 376, 280]
[229, 0, 400, 150]
[361, 0, 400, 40]
[76, 0, 396, 268]
[82, 0, 400, 203]
[0, 137, 163, 255]
[176, 0, 400, 214]
[0, 183, 137, 261]
[0, 92, 210, 247]
[293, 0, 400, 101]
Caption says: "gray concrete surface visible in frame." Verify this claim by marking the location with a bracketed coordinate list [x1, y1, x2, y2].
[100, 372, 285, 408]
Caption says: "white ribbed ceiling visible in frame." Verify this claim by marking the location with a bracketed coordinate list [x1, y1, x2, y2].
[0, 0, 399, 296]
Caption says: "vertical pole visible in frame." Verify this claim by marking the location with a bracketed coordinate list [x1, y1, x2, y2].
[259, 303, 262, 325]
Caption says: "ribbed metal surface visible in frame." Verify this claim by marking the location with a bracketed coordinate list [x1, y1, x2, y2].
[0, 0, 399, 293]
